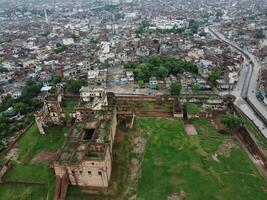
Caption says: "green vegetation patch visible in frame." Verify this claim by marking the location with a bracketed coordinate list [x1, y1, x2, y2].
[0, 183, 47, 200]
[136, 118, 267, 200]
[3, 162, 56, 199]
[239, 111, 267, 153]
[18, 123, 67, 163]
[133, 55, 198, 82]
[1, 123, 67, 199]
[142, 101, 173, 112]
[191, 118, 219, 136]
[4, 162, 52, 182]
[186, 102, 200, 113]
[62, 100, 79, 113]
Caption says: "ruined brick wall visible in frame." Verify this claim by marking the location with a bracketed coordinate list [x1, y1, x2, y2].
[0, 160, 11, 183]
[75, 108, 96, 122]
[54, 158, 110, 188]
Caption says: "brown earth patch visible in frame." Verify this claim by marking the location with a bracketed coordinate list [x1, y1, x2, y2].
[129, 158, 140, 182]
[212, 139, 236, 162]
[168, 190, 187, 200]
[5, 147, 19, 162]
[132, 137, 146, 154]
[33, 151, 60, 162]
[184, 124, 198, 135]
[115, 131, 124, 142]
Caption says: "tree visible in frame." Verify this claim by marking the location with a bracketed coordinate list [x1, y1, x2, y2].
[208, 68, 223, 85]
[66, 79, 88, 94]
[216, 11, 223, 19]
[156, 65, 169, 78]
[221, 114, 241, 132]
[169, 83, 182, 96]
[189, 19, 199, 34]
[13, 102, 29, 114]
[0, 94, 14, 112]
[223, 94, 236, 104]
[0, 67, 8, 73]
[134, 63, 151, 82]
[254, 29, 265, 39]
[21, 81, 41, 100]
[123, 63, 135, 69]
[49, 75, 61, 85]
[138, 80, 145, 88]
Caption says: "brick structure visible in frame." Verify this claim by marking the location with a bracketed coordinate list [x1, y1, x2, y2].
[54, 108, 117, 199]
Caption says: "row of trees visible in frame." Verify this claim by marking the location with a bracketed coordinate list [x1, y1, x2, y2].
[133, 55, 198, 82]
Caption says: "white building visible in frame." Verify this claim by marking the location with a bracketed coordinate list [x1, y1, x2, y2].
[63, 38, 74, 46]
[88, 70, 99, 83]
[100, 42, 111, 54]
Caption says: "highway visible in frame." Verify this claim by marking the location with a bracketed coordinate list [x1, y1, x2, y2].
[207, 27, 267, 139]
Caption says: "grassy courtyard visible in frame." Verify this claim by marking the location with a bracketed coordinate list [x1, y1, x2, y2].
[62, 100, 79, 113]
[137, 118, 267, 200]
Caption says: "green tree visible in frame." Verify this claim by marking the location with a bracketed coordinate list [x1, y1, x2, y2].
[221, 114, 242, 132]
[13, 102, 29, 114]
[156, 65, 169, 78]
[0, 67, 8, 73]
[21, 81, 41, 100]
[254, 29, 265, 39]
[189, 19, 199, 34]
[0, 94, 14, 112]
[208, 68, 223, 85]
[216, 11, 223, 19]
[138, 80, 145, 88]
[134, 63, 151, 82]
[50, 75, 61, 85]
[66, 79, 88, 94]
[169, 83, 182, 96]
[223, 94, 236, 104]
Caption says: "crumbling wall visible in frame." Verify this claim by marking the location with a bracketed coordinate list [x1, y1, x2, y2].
[35, 115, 45, 135]
[54, 160, 109, 188]
[0, 159, 12, 183]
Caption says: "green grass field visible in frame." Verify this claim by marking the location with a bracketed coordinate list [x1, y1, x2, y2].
[0, 123, 67, 200]
[137, 118, 267, 200]
[18, 123, 68, 162]
[0, 184, 48, 200]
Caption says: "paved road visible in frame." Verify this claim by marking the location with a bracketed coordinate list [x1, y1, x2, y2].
[207, 27, 267, 138]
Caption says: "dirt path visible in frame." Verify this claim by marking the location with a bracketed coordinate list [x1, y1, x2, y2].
[123, 129, 151, 200]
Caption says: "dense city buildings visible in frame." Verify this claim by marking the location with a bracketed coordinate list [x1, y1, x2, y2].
[0, 0, 267, 199]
